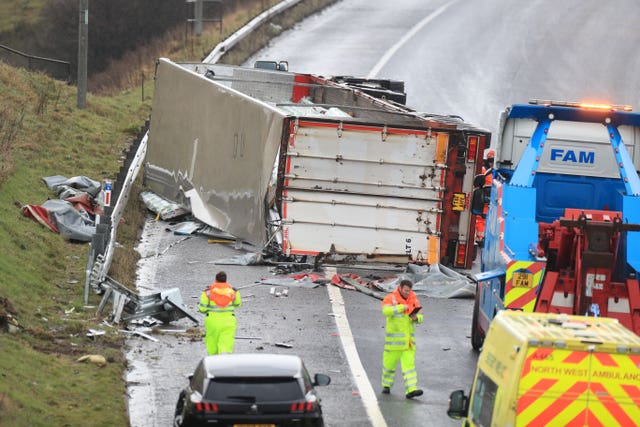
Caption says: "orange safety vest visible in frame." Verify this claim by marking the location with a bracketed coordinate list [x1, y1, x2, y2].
[382, 287, 420, 316]
[207, 282, 236, 307]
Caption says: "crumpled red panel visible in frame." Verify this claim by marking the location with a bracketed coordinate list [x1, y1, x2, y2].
[65, 193, 104, 216]
[21, 205, 59, 233]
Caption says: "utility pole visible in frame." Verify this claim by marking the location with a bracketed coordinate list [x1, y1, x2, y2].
[195, 0, 203, 36]
[77, 0, 88, 109]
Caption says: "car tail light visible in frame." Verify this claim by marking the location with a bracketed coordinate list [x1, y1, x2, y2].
[455, 243, 466, 267]
[290, 401, 316, 413]
[467, 136, 478, 162]
[195, 402, 219, 413]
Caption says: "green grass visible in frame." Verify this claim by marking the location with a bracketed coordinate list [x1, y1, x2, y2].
[0, 63, 144, 426]
[0, 0, 44, 34]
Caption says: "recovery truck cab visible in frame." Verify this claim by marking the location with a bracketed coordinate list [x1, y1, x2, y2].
[470, 100, 640, 350]
[448, 310, 640, 426]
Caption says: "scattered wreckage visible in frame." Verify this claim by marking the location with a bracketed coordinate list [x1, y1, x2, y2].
[22, 175, 104, 242]
[19, 125, 199, 328]
[137, 193, 476, 299]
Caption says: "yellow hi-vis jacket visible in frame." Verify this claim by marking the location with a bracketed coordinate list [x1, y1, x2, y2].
[381, 287, 423, 351]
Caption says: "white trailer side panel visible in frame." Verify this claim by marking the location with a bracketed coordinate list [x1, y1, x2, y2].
[282, 121, 448, 259]
[146, 58, 286, 246]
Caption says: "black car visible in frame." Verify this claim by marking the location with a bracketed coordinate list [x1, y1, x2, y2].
[174, 353, 331, 427]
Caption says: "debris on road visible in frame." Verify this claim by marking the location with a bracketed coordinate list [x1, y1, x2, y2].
[120, 329, 159, 342]
[274, 342, 293, 348]
[213, 252, 264, 266]
[165, 221, 203, 235]
[334, 275, 386, 300]
[140, 190, 188, 220]
[329, 265, 475, 299]
[96, 276, 198, 326]
[268, 286, 289, 297]
[257, 273, 327, 289]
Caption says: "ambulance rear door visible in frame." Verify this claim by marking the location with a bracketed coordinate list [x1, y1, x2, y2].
[516, 347, 640, 426]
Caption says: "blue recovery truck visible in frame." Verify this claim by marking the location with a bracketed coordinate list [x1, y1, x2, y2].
[470, 100, 640, 350]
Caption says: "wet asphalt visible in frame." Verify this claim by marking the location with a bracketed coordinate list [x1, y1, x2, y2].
[126, 218, 478, 427]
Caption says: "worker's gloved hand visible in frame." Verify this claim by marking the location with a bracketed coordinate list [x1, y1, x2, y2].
[415, 313, 424, 324]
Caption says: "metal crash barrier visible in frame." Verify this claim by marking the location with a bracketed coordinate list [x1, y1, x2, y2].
[97, 276, 198, 325]
[85, 121, 198, 326]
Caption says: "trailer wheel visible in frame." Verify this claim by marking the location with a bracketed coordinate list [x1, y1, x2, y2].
[471, 292, 484, 351]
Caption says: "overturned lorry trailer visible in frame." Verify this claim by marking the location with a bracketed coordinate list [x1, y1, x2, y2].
[145, 58, 491, 268]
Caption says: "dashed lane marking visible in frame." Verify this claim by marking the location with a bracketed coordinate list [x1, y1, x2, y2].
[367, 0, 460, 79]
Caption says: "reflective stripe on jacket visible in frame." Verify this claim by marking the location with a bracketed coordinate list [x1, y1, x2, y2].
[381, 288, 420, 351]
[198, 282, 241, 315]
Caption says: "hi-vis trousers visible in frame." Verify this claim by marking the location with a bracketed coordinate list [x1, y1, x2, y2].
[381, 348, 418, 393]
[203, 313, 236, 355]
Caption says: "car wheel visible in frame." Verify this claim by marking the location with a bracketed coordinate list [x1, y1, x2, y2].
[471, 291, 484, 352]
[174, 392, 186, 427]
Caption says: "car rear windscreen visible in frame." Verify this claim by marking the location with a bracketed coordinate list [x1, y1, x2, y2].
[205, 377, 304, 402]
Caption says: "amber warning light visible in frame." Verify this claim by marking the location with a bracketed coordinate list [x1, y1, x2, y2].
[529, 99, 633, 112]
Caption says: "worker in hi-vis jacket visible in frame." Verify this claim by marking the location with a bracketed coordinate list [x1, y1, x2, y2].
[380, 279, 424, 399]
[198, 271, 241, 355]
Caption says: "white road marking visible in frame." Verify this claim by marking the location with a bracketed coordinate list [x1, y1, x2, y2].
[326, 268, 388, 427]
[367, 0, 460, 79]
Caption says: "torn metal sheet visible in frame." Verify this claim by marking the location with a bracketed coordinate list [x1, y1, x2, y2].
[213, 252, 264, 266]
[42, 175, 102, 198]
[372, 263, 475, 298]
[198, 226, 238, 241]
[140, 190, 189, 220]
[38, 199, 96, 241]
[120, 329, 160, 342]
[337, 275, 386, 300]
[97, 276, 198, 325]
[165, 221, 204, 236]
[23, 175, 104, 241]
[257, 273, 327, 288]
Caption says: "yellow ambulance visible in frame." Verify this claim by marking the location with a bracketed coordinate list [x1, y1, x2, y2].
[447, 310, 640, 426]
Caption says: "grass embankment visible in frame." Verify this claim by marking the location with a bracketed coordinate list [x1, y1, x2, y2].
[0, 0, 43, 34]
[0, 63, 147, 427]
[0, 0, 336, 425]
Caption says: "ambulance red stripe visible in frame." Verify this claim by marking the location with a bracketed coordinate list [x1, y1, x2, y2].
[590, 382, 637, 426]
[528, 381, 589, 426]
[516, 378, 557, 414]
[562, 351, 589, 365]
[565, 409, 605, 427]
[593, 353, 619, 367]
